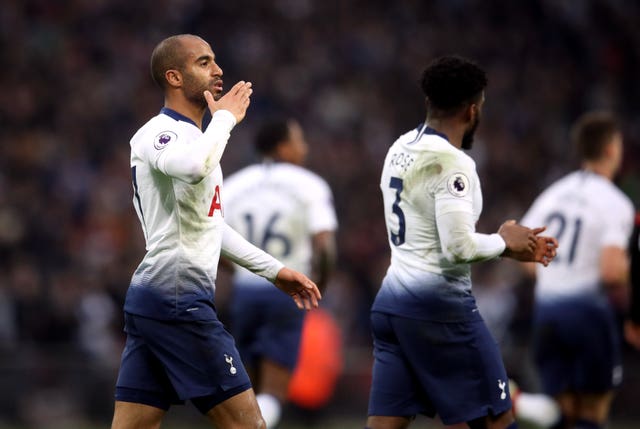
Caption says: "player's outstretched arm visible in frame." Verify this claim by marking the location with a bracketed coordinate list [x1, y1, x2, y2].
[274, 267, 322, 311]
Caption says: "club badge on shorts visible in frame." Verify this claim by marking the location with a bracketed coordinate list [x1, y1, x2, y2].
[224, 354, 237, 375]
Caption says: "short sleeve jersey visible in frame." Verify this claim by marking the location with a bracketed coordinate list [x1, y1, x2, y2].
[223, 162, 337, 285]
[521, 170, 634, 300]
[125, 108, 228, 321]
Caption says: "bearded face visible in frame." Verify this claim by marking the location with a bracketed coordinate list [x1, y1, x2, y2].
[462, 114, 480, 150]
[181, 70, 213, 107]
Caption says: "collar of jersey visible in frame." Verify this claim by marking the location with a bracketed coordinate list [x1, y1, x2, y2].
[414, 123, 450, 142]
[160, 107, 198, 128]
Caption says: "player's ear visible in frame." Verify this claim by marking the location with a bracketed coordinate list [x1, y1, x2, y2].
[464, 103, 477, 123]
[165, 69, 183, 88]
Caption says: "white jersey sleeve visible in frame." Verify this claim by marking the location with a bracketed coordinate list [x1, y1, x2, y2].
[221, 222, 284, 281]
[434, 160, 505, 263]
[136, 110, 236, 183]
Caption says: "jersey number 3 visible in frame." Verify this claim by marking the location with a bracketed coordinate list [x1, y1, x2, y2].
[389, 177, 406, 246]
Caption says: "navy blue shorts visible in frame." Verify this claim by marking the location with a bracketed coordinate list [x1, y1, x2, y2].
[532, 295, 622, 396]
[368, 311, 512, 425]
[115, 312, 251, 414]
[230, 284, 304, 371]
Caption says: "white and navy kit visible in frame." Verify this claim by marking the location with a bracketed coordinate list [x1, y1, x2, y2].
[224, 162, 337, 369]
[116, 108, 284, 412]
[368, 124, 512, 424]
[521, 170, 634, 395]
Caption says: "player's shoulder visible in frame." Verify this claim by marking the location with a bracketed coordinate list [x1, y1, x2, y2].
[597, 179, 635, 219]
[130, 113, 188, 149]
[225, 163, 331, 195]
[223, 164, 262, 193]
[578, 171, 633, 210]
[277, 163, 328, 183]
[542, 170, 633, 214]
[392, 126, 471, 159]
[267, 164, 333, 199]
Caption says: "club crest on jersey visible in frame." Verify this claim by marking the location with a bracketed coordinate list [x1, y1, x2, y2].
[447, 173, 469, 197]
[154, 131, 177, 150]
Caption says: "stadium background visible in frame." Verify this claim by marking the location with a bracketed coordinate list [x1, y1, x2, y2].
[0, 0, 639, 427]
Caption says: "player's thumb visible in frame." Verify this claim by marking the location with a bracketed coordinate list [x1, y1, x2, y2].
[203, 90, 216, 109]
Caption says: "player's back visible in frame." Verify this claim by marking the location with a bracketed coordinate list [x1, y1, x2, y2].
[380, 125, 481, 284]
[522, 170, 634, 299]
[224, 162, 337, 285]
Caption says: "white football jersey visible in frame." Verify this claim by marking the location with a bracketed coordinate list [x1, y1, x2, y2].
[521, 170, 634, 300]
[380, 125, 483, 284]
[126, 108, 230, 320]
[224, 162, 337, 285]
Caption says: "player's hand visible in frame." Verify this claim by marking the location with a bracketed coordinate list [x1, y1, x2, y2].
[274, 267, 322, 311]
[624, 320, 640, 350]
[204, 80, 252, 124]
[498, 220, 537, 254]
[500, 222, 558, 265]
[528, 229, 558, 266]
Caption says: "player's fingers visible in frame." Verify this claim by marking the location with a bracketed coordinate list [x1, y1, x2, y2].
[302, 292, 312, 310]
[237, 82, 252, 97]
[301, 276, 321, 296]
[308, 289, 319, 308]
[291, 294, 303, 310]
[531, 226, 546, 235]
[229, 80, 246, 95]
[239, 87, 253, 101]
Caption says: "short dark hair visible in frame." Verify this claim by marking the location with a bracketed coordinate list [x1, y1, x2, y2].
[420, 55, 487, 115]
[255, 119, 291, 155]
[150, 35, 190, 89]
[571, 111, 620, 161]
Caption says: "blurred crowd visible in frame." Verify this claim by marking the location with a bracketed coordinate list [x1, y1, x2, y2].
[1, 0, 639, 426]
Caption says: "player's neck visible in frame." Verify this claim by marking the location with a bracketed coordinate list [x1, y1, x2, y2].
[164, 97, 207, 129]
[425, 118, 465, 148]
[582, 162, 614, 181]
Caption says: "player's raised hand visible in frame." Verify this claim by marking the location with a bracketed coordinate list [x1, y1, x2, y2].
[204, 80, 252, 124]
[273, 267, 322, 311]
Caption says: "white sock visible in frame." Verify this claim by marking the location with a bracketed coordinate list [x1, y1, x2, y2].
[256, 393, 281, 429]
[515, 391, 560, 428]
